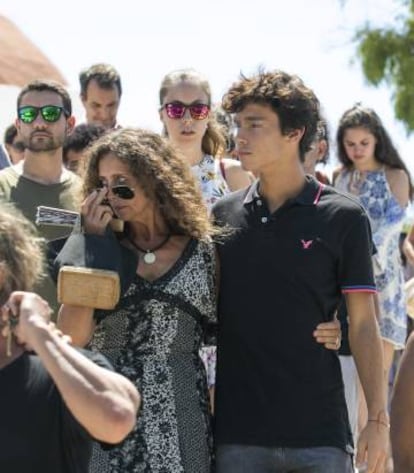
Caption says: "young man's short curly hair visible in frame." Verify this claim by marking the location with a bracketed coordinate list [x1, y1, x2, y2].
[222, 70, 320, 160]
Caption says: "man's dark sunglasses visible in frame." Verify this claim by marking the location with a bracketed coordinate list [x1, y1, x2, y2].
[17, 105, 70, 124]
[98, 184, 135, 200]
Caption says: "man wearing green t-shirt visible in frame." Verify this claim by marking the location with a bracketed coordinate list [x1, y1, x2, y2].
[0, 79, 81, 312]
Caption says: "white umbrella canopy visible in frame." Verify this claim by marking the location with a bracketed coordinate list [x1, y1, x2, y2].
[0, 15, 72, 148]
[0, 15, 66, 86]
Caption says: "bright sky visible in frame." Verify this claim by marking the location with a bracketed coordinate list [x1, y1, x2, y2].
[1, 0, 413, 176]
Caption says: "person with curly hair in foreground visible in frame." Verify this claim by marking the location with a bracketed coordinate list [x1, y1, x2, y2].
[0, 205, 140, 472]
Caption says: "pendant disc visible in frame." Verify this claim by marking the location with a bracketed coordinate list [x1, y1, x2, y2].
[143, 252, 156, 264]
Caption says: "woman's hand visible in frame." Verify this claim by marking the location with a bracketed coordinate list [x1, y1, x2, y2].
[313, 317, 341, 350]
[80, 188, 113, 235]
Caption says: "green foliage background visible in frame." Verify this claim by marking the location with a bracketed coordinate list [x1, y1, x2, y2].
[355, 0, 414, 132]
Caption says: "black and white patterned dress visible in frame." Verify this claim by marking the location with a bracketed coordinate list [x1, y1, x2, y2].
[88, 238, 217, 473]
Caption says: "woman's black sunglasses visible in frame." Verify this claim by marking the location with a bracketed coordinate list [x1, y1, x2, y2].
[98, 184, 135, 200]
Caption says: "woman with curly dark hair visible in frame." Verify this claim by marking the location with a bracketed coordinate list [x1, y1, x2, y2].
[58, 128, 219, 473]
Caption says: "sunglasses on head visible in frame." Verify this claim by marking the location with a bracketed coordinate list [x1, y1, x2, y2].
[17, 105, 70, 124]
[162, 102, 210, 120]
[98, 184, 135, 200]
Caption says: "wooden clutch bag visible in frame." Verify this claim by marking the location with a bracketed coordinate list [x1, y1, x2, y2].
[57, 266, 120, 310]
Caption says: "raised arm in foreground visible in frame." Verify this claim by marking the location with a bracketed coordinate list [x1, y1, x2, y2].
[9, 291, 140, 444]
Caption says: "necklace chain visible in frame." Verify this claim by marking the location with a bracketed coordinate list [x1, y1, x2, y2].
[127, 233, 171, 264]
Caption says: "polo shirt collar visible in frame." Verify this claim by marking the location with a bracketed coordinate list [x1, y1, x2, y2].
[244, 175, 324, 207]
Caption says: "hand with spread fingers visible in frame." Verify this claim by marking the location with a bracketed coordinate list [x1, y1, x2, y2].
[313, 317, 342, 350]
[80, 188, 114, 235]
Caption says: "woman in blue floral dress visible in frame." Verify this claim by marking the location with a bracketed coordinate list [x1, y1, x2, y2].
[334, 104, 412, 396]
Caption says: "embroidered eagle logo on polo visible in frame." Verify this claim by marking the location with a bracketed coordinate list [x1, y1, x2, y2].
[297, 182, 323, 251]
[300, 239, 313, 250]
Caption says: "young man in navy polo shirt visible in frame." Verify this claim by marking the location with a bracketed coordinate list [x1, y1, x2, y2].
[213, 70, 388, 473]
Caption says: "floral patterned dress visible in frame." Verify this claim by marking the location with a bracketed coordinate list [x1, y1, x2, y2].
[335, 168, 407, 348]
[88, 239, 217, 473]
[192, 154, 230, 388]
[191, 154, 230, 212]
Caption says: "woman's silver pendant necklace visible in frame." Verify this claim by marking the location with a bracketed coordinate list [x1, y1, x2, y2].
[128, 233, 171, 265]
[143, 251, 157, 265]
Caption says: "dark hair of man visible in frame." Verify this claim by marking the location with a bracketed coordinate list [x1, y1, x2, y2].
[16, 79, 72, 116]
[336, 103, 413, 198]
[79, 63, 122, 99]
[213, 105, 235, 153]
[3, 124, 18, 146]
[222, 69, 320, 161]
[63, 123, 107, 159]
[315, 117, 330, 164]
